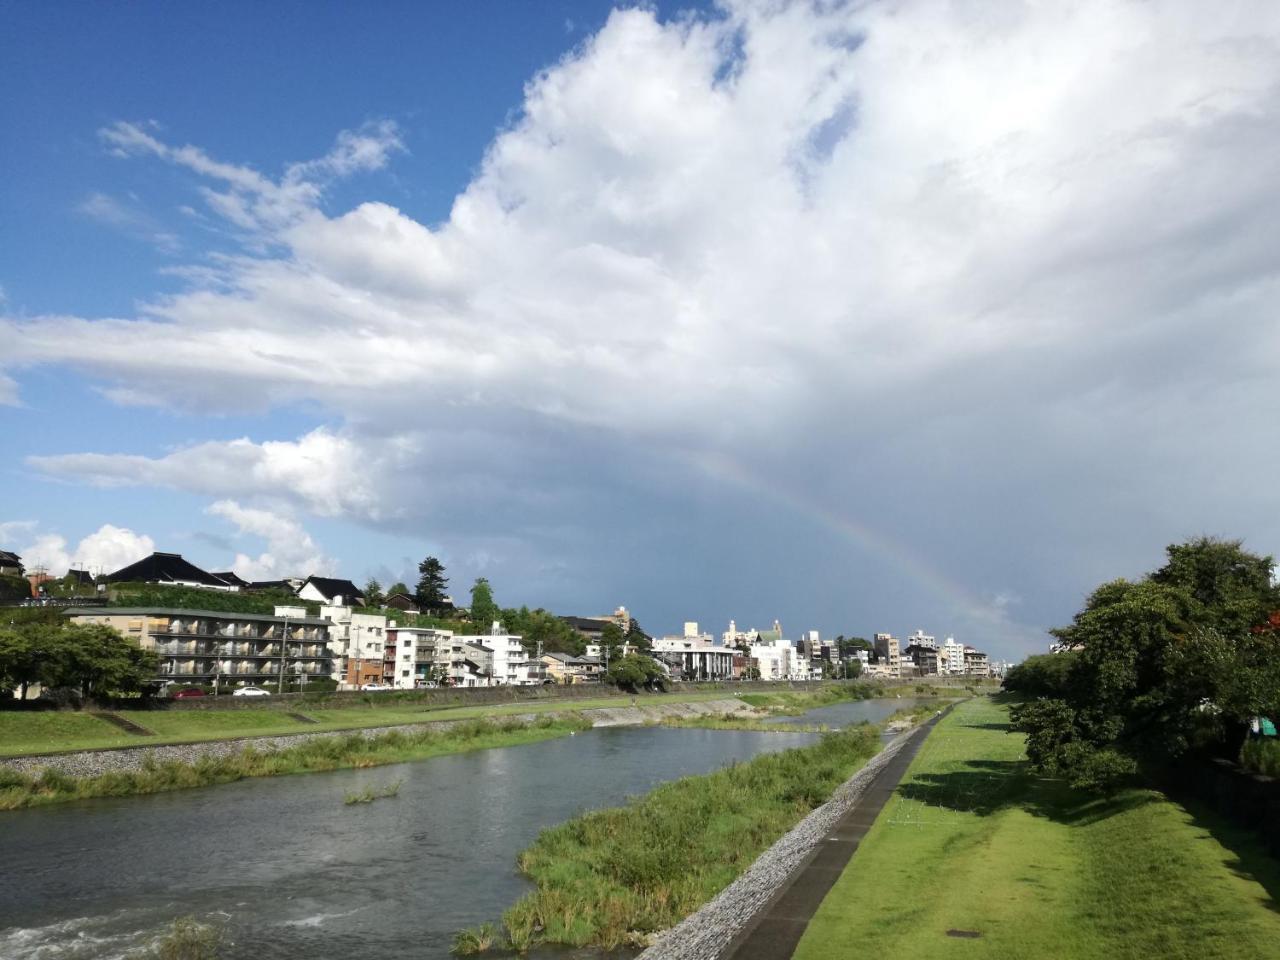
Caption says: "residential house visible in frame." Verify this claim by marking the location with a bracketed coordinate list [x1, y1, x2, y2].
[540, 651, 604, 684]
[212, 571, 250, 590]
[105, 552, 237, 591]
[297, 576, 365, 607]
[452, 624, 545, 686]
[903, 642, 940, 676]
[384, 592, 420, 613]
[0, 551, 25, 577]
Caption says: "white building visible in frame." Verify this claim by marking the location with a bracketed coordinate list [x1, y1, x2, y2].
[940, 636, 967, 675]
[320, 605, 389, 687]
[905, 629, 937, 649]
[652, 635, 734, 680]
[453, 623, 545, 686]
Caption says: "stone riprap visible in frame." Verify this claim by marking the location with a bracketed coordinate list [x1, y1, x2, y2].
[0, 698, 758, 778]
[636, 724, 922, 960]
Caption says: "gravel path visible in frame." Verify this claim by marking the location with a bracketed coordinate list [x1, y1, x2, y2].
[637, 724, 924, 960]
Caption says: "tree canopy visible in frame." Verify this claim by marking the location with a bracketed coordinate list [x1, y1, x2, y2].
[363, 578, 385, 607]
[1, 620, 159, 701]
[469, 577, 499, 630]
[605, 653, 667, 692]
[415, 556, 450, 610]
[1010, 537, 1280, 790]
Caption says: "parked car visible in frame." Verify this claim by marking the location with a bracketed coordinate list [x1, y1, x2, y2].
[172, 687, 206, 698]
[361, 683, 392, 691]
[232, 686, 270, 697]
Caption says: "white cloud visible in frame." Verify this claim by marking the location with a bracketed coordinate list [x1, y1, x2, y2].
[76, 191, 181, 253]
[14, 524, 155, 577]
[7, 1, 1280, 653]
[207, 499, 335, 581]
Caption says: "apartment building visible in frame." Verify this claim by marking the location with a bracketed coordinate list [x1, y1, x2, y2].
[320, 605, 389, 687]
[964, 647, 991, 677]
[873, 632, 903, 679]
[66, 607, 333, 687]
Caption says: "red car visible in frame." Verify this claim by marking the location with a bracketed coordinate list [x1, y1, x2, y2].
[172, 687, 206, 698]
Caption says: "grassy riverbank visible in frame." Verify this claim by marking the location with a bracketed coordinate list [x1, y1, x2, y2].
[793, 698, 1280, 960]
[0, 714, 592, 810]
[659, 700, 944, 733]
[457, 723, 884, 952]
[0, 690, 738, 757]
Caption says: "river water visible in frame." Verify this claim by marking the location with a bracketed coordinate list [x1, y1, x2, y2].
[0, 700, 907, 960]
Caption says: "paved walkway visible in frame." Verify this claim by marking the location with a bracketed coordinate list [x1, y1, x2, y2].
[720, 707, 951, 960]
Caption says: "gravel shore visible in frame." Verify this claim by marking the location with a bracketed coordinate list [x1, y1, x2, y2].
[637, 725, 921, 960]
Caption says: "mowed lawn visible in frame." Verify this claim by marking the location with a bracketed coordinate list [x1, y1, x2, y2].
[0, 690, 738, 756]
[793, 697, 1280, 960]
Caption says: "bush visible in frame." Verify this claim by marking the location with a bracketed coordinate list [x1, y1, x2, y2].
[1241, 738, 1280, 778]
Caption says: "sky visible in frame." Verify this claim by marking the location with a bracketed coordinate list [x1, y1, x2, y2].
[3, 1, 1280, 661]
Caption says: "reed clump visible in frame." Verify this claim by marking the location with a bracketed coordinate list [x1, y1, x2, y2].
[344, 778, 403, 805]
[128, 916, 223, 960]
[481, 723, 882, 952]
[0, 713, 592, 810]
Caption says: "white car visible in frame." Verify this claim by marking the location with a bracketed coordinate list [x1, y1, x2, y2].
[361, 683, 393, 691]
[232, 686, 270, 697]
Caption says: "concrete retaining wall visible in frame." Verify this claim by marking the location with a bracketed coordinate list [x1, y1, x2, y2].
[0, 698, 757, 778]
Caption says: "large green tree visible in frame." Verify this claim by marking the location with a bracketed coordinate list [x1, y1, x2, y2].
[415, 557, 450, 609]
[1, 621, 159, 701]
[469, 577, 499, 630]
[1011, 537, 1280, 790]
[605, 654, 667, 692]
[364, 578, 385, 608]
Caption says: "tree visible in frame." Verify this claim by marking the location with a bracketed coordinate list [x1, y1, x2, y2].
[606, 654, 667, 692]
[43, 623, 160, 700]
[1011, 537, 1280, 791]
[386, 581, 410, 598]
[503, 606, 585, 656]
[364, 578, 385, 607]
[626, 618, 653, 651]
[415, 557, 450, 610]
[0, 628, 45, 699]
[600, 621, 627, 660]
[469, 577, 499, 630]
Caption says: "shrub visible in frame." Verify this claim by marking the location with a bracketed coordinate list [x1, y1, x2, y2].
[1241, 738, 1280, 778]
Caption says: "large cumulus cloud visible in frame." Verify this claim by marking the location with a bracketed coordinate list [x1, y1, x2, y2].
[7, 0, 1280, 654]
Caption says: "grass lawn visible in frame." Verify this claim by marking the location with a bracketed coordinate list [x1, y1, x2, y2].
[0, 712, 140, 755]
[793, 697, 1280, 960]
[0, 690, 739, 756]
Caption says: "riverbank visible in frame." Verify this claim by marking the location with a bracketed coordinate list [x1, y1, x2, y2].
[457, 722, 887, 952]
[0, 714, 593, 810]
[792, 697, 1280, 960]
[0, 689, 750, 758]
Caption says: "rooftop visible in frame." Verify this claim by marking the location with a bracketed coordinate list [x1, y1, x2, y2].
[65, 607, 333, 627]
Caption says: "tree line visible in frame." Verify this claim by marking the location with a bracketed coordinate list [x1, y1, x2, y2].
[1005, 536, 1280, 790]
[0, 609, 158, 702]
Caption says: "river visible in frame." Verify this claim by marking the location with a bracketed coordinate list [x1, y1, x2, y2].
[0, 699, 909, 960]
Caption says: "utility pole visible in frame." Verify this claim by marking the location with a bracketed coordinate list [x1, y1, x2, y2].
[278, 614, 289, 694]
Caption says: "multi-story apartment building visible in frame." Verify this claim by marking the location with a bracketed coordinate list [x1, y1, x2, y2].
[66, 607, 333, 688]
[320, 605, 389, 687]
[939, 636, 967, 674]
[874, 632, 902, 678]
[903, 643, 940, 676]
[964, 647, 991, 677]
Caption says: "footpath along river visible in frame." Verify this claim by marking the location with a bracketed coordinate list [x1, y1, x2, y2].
[0, 699, 912, 960]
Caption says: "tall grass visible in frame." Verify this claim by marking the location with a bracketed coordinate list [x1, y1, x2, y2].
[0, 714, 592, 810]
[473, 723, 882, 952]
[344, 779, 403, 805]
[128, 917, 223, 960]
[1240, 737, 1280, 777]
[736, 682, 886, 716]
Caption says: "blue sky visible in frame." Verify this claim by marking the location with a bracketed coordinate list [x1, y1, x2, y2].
[4, 1, 1279, 658]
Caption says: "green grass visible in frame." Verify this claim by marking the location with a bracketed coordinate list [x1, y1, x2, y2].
[793, 697, 1280, 960]
[127, 916, 223, 960]
[0, 690, 739, 757]
[0, 714, 592, 810]
[344, 778, 402, 805]
[477, 723, 884, 952]
[0, 711, 141, 755]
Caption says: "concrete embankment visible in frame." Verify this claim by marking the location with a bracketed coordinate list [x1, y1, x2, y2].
[0, 698, 756, 778]
[637, 709, 950, 960]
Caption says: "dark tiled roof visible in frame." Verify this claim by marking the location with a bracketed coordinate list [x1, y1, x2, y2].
[212, 571, 250, 588]
[0, 550, 22, 566]
[561, 615, 611, 633]
[384, 593, 419, 609]
[105, 552, 227, 588]
[67, 569, 95, 585]
[299, 575, 365, 603]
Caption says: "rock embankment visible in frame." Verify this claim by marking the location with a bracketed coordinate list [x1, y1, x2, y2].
[0, 698, 757, 778]
[636, 724, 921, 960]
